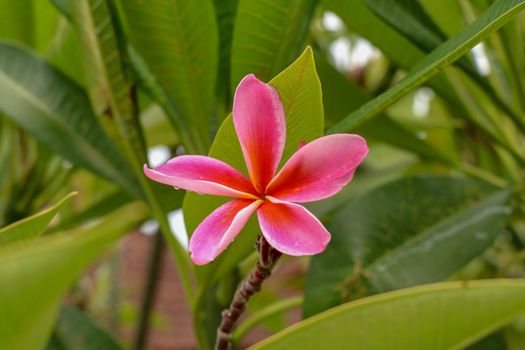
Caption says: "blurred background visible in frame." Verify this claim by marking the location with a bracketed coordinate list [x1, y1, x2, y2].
[1, 0, 525, 349]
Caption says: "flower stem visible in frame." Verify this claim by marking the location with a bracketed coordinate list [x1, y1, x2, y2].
[215, 236, 282, 350]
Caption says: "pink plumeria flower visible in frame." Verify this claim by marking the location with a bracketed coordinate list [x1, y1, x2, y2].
[144, 74, 368, 265]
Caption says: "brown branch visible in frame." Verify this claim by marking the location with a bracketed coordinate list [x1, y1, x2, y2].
[215, 236, 282, 350]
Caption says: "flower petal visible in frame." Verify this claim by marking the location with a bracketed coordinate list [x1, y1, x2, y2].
[257, 197, 330, 256]
[144, 155, 256, 198]
[266, 134, 368, 202]
[233, 74, 286, 193]
[189, 199, 262, 265]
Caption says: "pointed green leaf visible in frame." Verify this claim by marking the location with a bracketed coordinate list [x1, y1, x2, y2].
[0, 192, 76, 246]
[0, 201, 148, 350]
[304, 175, 510, 317]
[328, 0, 525, 132]
[0, 42, 140, 198]
[251, 280, 525, 349]
[230, 0, 317, 90]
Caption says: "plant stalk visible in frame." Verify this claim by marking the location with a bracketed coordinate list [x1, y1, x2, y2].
[133, 231, 165, 350]
[215, 236, 282, 350]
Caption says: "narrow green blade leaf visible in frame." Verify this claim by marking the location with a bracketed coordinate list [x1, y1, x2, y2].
[251, 280, 525, 350]
[0, 192, 76, 246]
[230, 0, 317, 90]
[0, 42, 141, 197]
[304, 175, 509, 317]
[328, 0, 525, 132]
[46, 306, 124, 350]
[0, 201, 148, 350]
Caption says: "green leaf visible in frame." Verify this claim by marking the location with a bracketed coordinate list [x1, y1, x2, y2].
[34, 0, 60, 53]
[68, 0, 194, 302]
[0, 192, 76, 246]
[328, 0, 525, 132]
[304, 175, 510, 317]
[116, 0, 219, 152]
[126, 45, 197, 153]
[46, 306, 124, 350]
[419, 0, 464, 38]
[49, 190, 132, 233]
[363, 0, 448, 53]
[230, 0, 317, 90]
[51, 0, 71, 19]
[68, 0, 147, 161]
[0, 201, 148, 350]
[0, 0, 33, 44]
[322, 0, 419, 67]
[0, 42, 141, 198]
[184, 47, 324, 284]
[469, 332, 508, 350]
[251, 280, 525, 349]
[45, 19, 86, 85]
[214, 0, 238, 107]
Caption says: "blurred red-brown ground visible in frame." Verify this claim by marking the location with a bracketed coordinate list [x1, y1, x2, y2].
[118, 232, 302, 350]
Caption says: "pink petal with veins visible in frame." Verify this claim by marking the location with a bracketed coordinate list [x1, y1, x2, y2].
[266, 134, 368, 203]
[143, 155, 256, 199]
[189, 199, 262, 265]
[233, 74, 286, 193]
[257, 197, 331, 256]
